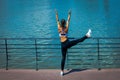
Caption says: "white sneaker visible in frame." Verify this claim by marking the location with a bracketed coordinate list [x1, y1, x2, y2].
[86, 29, 91, 37]
[60, 71, 64, 76]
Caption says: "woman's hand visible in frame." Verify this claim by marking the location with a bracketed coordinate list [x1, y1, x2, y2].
[68, 9, 71, 15]
[55, 9, 58, 15]
[55, 9, 59, 21]
[67, 9, 71, 22]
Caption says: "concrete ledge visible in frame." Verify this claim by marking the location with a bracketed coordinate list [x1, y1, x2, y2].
[0, 69, 120, 80]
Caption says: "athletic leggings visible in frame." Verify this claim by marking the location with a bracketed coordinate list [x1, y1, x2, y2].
[61, 36, 88, 71]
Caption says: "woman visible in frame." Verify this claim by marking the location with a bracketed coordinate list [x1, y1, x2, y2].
[55, 10, 91, 76]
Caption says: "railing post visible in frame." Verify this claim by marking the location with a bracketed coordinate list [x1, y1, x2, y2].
[5, 39, 8, 70]
[35, 39, 38, 71]
[97, 39, 101, 70]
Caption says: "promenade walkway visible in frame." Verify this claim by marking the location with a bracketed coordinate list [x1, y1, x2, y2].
[0, 69, 120, 80]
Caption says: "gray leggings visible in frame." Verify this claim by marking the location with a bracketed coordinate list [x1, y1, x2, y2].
[61, 36, 88, 71]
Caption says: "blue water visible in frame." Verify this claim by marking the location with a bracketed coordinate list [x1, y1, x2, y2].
[0, 0, 120, 38]
[0, 0, 120, 69]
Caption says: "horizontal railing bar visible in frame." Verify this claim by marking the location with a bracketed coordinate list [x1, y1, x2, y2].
[7, 55, 60, 57]
[0, 48, 5, 49]
[1, 43, 120, 46]
[68, 63, 94, 65]
[99, 43, 120, 45]
[38, 56, 61, 57]
[68, 59, 96, 60]
[68, 54, 98, 55]
[1, 43, 120, 45]
[0, 44, 5, 45]
[37, 44, 60, 45]
[34, 51, 60, 53]
[8, 48, 60, 49]
[0, 37, 120, 40]
[5, 51, 60, 53]
[68, 53, 97, 54]
[68, 63, 120, 66]
[100, 55, 120, 56]
[0, 48, 36, 49]
[8, 56, 36, 58]
[99, 59, 120, 60]
[37, 43, 97, 45]
[1, 51, 120, 54]
[5, 44, 60, 45]
[0, 44, 120, 46]
[7, 44, 35, 45]
[8, 52, 35, 55]
[0, 47, 96, 49]
[0, 43, 93, 45]
[78, 43, 120, 45]
[99, 63, 120, 65]
[68, 47, 98, 49]
[0, 47, 120, 49]
[100, 46, 120, 48]
[0, 38, 60, 40]
[100, 50, 120, 52]
[8, 53, 120, 57]
[92, 37, 120, 39]
[70, 57, 120, 59]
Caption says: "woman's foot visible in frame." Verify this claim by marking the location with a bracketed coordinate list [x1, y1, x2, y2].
[86, 29, 91, 37]
[60, 71, 64, 76]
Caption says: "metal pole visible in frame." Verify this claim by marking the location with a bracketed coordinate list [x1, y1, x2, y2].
[35, 39, 38, 71]
[97, 39, 101, 70]
[5, 39, 8, 70]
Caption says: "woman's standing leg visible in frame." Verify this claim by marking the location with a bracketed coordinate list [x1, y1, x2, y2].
[61, 47, 67, 75]
[60, 36, 87, 76]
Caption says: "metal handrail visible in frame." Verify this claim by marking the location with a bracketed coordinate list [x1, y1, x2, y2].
[0, 37, 120, 70]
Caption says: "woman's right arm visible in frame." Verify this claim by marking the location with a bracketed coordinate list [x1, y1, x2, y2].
[55, 9, 60, 28]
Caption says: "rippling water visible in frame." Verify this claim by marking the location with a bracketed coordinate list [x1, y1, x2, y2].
[0, 0, 120, 38]
[0, 0, 120, 69]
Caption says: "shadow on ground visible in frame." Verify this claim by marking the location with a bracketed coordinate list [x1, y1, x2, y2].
[64, 69, 87, 75]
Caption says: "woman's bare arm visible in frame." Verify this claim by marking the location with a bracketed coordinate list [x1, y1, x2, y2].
[55, 9, 60, 28]
[66, 9, 71, 29]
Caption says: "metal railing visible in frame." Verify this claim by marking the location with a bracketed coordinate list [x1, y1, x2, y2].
[0, 37, 120, 70]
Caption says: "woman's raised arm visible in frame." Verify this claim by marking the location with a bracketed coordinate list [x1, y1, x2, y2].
[55, 9, 60, 28]
[66, 9, 71, 28]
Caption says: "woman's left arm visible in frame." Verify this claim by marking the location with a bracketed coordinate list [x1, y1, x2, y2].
[66, 10, 71, 29]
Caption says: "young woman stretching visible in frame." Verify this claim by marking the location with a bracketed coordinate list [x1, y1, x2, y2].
[55, 10, 91, 76]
